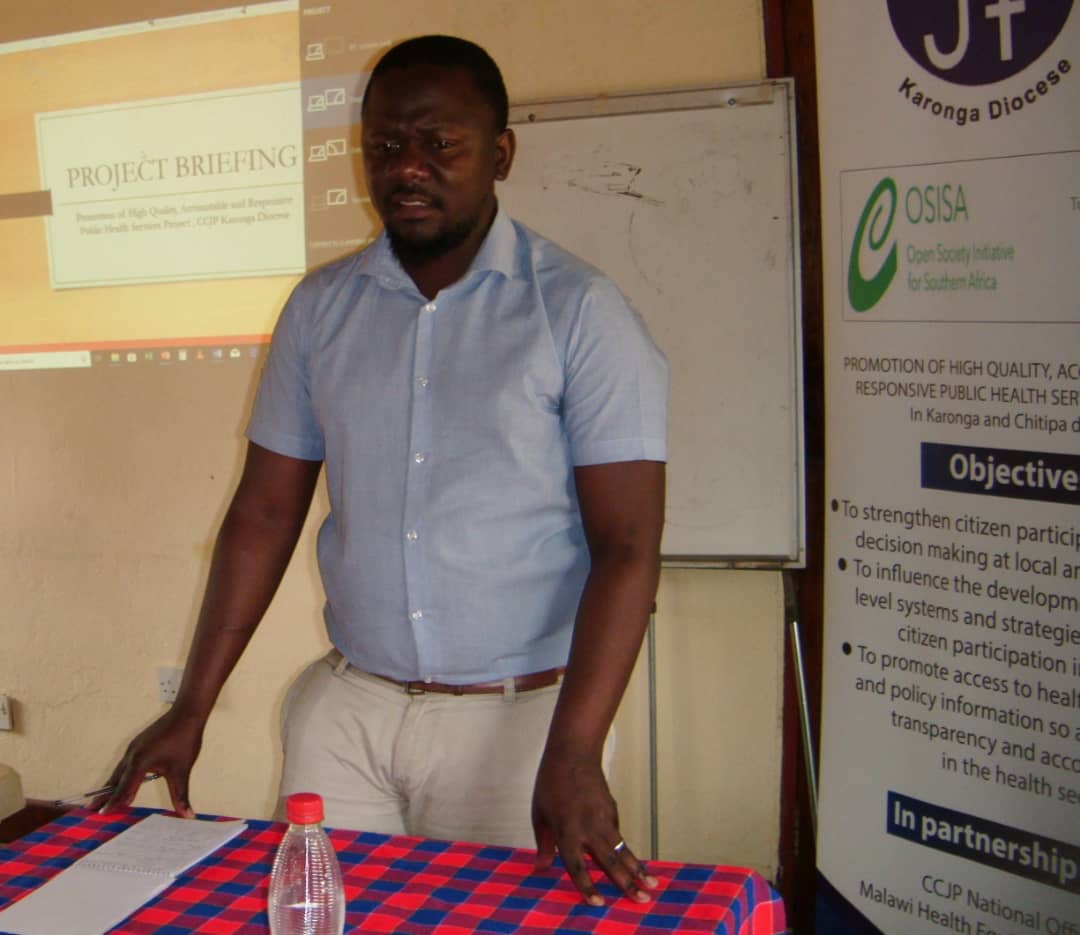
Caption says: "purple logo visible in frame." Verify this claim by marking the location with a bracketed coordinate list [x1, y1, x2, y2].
[887, 0, 1074, 85]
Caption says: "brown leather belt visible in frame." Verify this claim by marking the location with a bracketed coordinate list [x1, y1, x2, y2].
[376, 667, 565, 695]
[330, 651, 564, 696]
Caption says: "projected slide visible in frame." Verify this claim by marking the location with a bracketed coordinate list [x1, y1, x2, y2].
[38, 85, 303, 289]
[0, 0, 398, 372]
[0, 2, 311, 371]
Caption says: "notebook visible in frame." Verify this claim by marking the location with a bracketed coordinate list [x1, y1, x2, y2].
[0, 814, 247, 935]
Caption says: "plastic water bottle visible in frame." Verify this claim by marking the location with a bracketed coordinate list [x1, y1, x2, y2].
[268, 792, 345, 935]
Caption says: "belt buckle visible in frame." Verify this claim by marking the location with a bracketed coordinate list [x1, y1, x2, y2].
[404, 681, 427, 695]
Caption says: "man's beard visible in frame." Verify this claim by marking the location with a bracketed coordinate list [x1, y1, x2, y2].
[386, 213, 478, 267]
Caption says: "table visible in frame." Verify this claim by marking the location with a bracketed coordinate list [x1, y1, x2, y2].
[0, 808, 786, 933]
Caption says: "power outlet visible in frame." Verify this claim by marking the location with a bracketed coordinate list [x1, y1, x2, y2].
[156, 667, 183, 703]
[0, 694, 12, 730]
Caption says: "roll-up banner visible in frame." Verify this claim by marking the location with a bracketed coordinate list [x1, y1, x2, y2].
[814, 3, 1079, 932]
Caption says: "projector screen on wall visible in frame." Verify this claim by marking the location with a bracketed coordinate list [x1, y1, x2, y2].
[0, 0, 383, 373]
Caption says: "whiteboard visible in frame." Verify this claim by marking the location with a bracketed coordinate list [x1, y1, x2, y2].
[500, 82, 804, 565]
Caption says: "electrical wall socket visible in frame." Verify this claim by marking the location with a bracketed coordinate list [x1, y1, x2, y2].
[0, 694, 12, 730]
[156, 667, 183, 703]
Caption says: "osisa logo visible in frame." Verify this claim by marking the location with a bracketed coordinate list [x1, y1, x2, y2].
[848, 178, 898, 313]
[887, 0, 1073, 85]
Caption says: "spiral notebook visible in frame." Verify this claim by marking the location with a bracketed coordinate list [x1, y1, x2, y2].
[0, 814, 246, 935]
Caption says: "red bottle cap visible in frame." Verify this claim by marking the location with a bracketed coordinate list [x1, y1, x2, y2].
[285, 792, 324, 824]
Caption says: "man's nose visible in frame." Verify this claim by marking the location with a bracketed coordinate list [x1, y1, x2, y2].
[389, 139, 430, 180]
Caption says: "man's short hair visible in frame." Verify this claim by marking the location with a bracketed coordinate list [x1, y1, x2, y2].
[362, 35, 509, 131]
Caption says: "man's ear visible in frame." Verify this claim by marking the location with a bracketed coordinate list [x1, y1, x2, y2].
[494, 127, 516, 182]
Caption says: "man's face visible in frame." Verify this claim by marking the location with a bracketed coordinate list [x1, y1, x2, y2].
[361, 64, 514, 264]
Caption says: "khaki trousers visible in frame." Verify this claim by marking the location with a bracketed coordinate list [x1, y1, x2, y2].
[275, 651, 610, 849]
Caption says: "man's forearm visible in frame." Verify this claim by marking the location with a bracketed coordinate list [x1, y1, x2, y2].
[173, 510, 294, 718]
[544, 549, 659, 758]
[546, 459, 664, 756]
[172, 444, 322, 721]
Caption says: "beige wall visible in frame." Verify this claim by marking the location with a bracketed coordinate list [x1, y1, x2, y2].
[0, 0, 783, 881]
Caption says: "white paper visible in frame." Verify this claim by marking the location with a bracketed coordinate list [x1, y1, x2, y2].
[0, 815, 246, 935]
[83, 813, 246, 875]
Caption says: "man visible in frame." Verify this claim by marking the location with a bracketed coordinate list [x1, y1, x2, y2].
[102, 35, 667, 907]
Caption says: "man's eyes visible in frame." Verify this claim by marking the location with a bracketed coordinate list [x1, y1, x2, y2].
[365, 138, 459, 154]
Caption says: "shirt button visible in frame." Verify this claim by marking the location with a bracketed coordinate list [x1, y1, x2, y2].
[410, 609, 424, 621]
[405, 530, 419, 542]
[413, 452, 426, 463]
[417, 377, 429, 388]
[423, 302, 436, 313]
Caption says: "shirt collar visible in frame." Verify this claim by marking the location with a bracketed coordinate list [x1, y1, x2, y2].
[357, 203, 518, 294]
[469, 205, 517, 278]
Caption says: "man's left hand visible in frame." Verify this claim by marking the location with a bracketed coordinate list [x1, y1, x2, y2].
[532, 744, 658, 905]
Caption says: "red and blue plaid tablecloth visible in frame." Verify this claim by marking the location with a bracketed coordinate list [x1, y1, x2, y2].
[0, 809, 785, 933]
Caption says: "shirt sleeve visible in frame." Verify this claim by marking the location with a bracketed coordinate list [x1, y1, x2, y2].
[245, 278, 325, 462]
[560, 276, 668, 466]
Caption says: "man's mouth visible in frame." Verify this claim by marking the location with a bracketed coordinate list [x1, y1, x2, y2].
[390, 189, 438, 211]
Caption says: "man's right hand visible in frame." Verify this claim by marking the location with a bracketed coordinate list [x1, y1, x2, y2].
[94, 708, 207, 816]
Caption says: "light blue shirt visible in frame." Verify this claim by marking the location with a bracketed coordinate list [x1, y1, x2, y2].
[247, 208, 667, 682]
